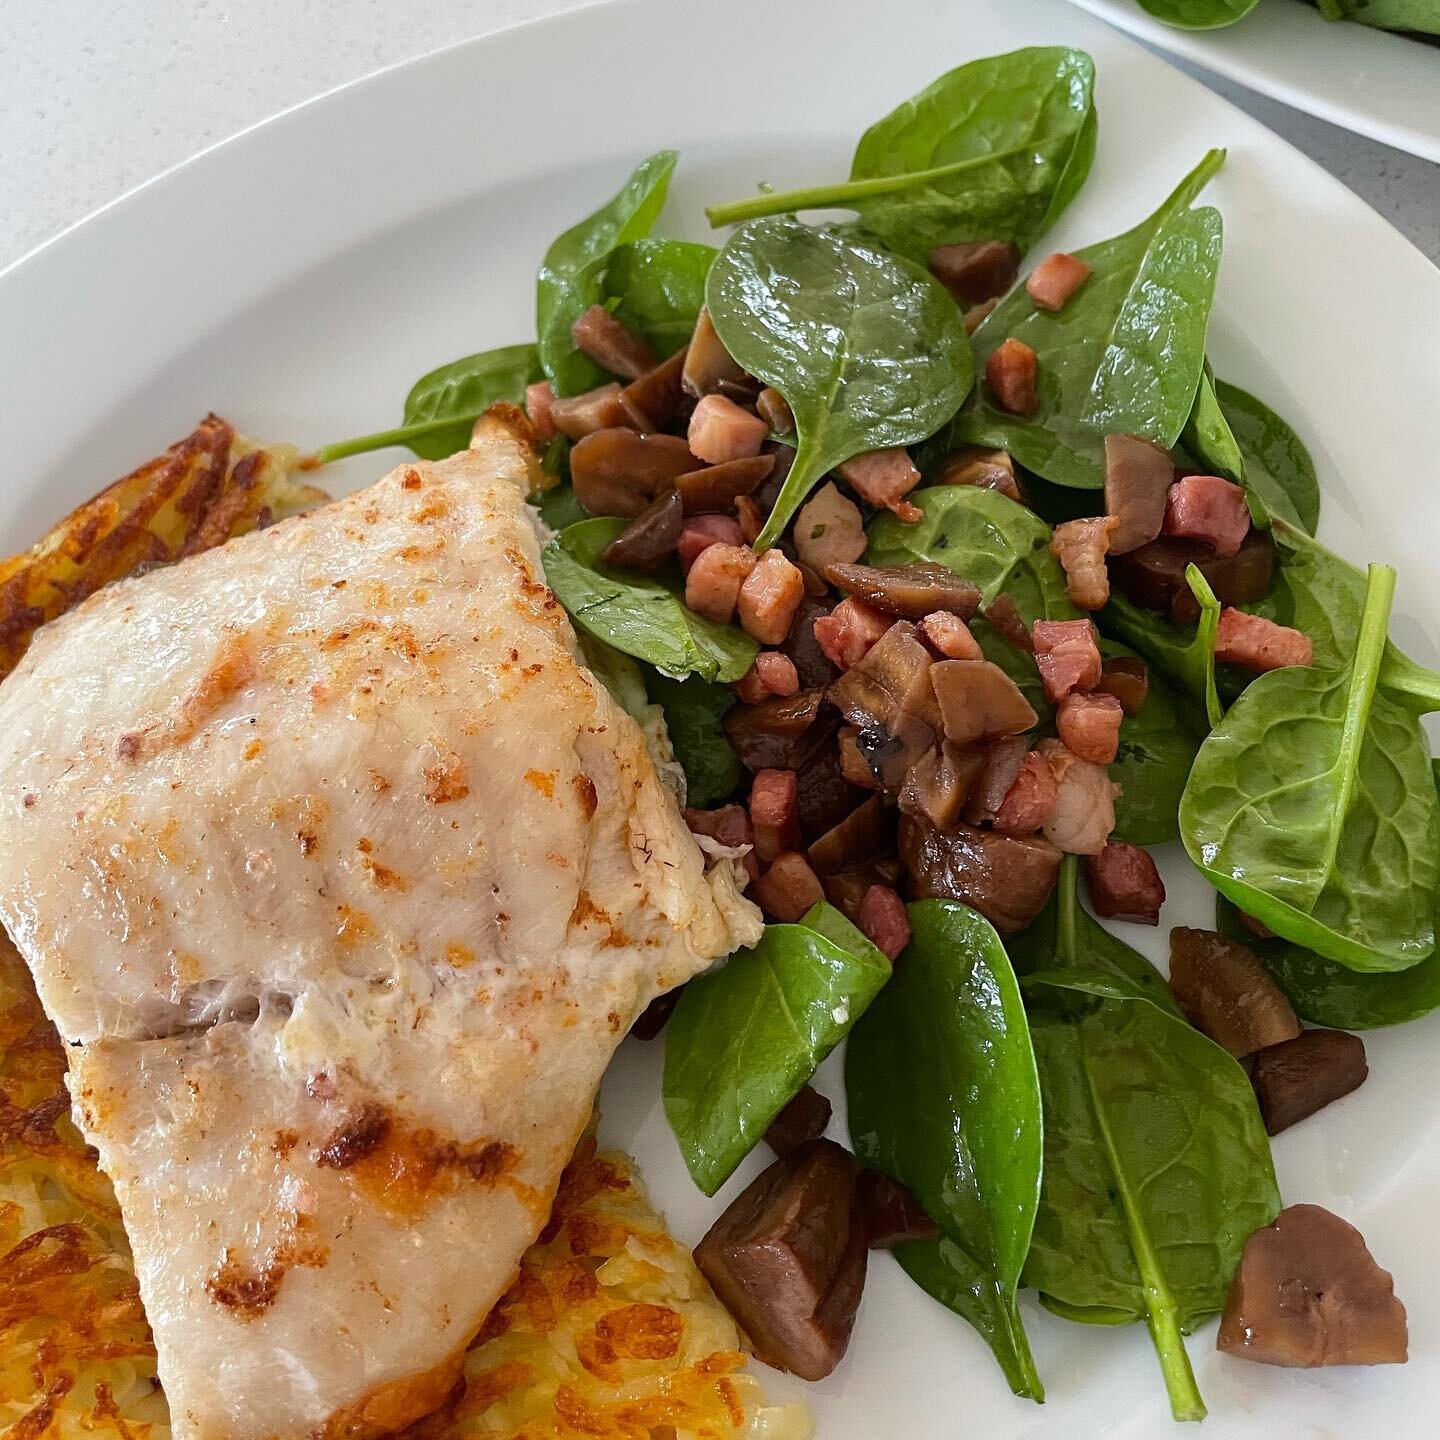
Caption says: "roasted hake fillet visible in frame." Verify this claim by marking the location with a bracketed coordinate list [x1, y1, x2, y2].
[0, 409, 760, 1440]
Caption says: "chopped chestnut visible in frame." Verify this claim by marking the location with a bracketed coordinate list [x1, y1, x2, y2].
[823, 562, 982, 621]
[1085, 841, 1165, 924]
[756, 387, 795, 434]
[1094, 655, 1149, 716]
[783, 597, 842, 690]
[930, 660, 1037, 746]
[1168, 927, 1302, 1058]
[677, 454, 775, 514]
[1103, 434, 1173, 555]
[752, 851, 826, 923]
[631, 988, 682, 1041]
[837, 727, 883, 792]
[694, 1139, 867, 1381]
[965, 735, 1030, 825]
[932, 445, 1022, 502]
[723, 688, 832, 772]
[900, 814, 1061, 935]
[928, 239, 1021, 305]
[765, 1084, 833, 1157]
[856, 1170, 940, 1249]
[620, 346, 689, 431]
[899, 742, 985, 831]
[548, 382, 635, 442]
[570, 303, 657, 380]
[807, 794, 888, 876]
[601, 489, 683, 570]
[1218, 1205, 1407, 1367]
[1109, 530, 1275, 621]
[1249, 1029, 1367, 1136]
[570, 429, 696, 517]
[682, 308, 752, 400]
[794, 740, 865, 839]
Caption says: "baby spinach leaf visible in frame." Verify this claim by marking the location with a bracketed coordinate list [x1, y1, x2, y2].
[1102, 639, 1203, 847]
[542, 238, 716, 396]
[663, 903, 891, 1195]
[312, 343, 541, 464]
[1217, 896, 1440, 1030]
[645, 672, 742, 808]
[1180, 368, 1244, 484]
[705, 48, 1096, 263]
[1138, 0, 1261, 27]
[537, 150, 678, 396]
[867, 484, 1077, 623]
[1007, 855, 1181, 1015]
[955, 150, 1225, 489]
[1316, 0, 1440, 34]
[542, 517, 757, 682]
[1215, 379, 1320, 535]
[1182, 563, 1440, 971]
[1020, 969, 1280, 1422]
[1100, 566, 1220, 713]
[707, 217, 972, 549]
[846, 901, 1044, 1401]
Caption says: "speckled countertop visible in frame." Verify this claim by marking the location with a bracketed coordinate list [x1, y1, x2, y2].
[1, 0, 1436, 270]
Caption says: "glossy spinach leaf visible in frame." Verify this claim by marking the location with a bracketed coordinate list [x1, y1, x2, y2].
[542, 238, 716, 396]
[645, 672, 742, 808]
[1007, 855, 1181, 1015]
[707, 217, 972, 549]
[1100, 563, 1220, 713]
[1318, 0, 1440, 34]
[1181, 368, 1244, 484]
[1215, 379, 1320, 535]
[867, 484, 1077, 623]
[664, 903, 891, 1195]
[1138, 0, 1261, 27]
[537, 151, 678, 396]
[956, 150, 1225, 489]
[313, 343, 541, 464]
[542, 517, 757, 682]
[1102, 639, 1203, 847]
[705, 48, 1096, 263]
[1020, 967, 1280, 1422]
[1182, 563, 1440, 971]
[1217, 896, 1440, 1031]
[846, 901, 1044, 1400]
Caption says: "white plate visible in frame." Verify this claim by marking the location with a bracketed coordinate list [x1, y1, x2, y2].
[3, 0, 1440, 1434]
[1068, 0, 1440, 162]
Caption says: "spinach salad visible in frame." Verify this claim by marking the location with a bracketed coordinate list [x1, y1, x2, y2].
[1131, 0, 1439, 37]
[315, 44, 1421, 1422]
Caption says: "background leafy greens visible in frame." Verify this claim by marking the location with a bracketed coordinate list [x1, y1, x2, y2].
[705, 48, 1096, 265]
[846, 901, 1045, 1401]
[955, 150, 1226, 489]
[706, 217, 972, 548]
[663, 903, 891, 1196]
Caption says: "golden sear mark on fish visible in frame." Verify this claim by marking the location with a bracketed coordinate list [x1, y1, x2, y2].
[115, 632, 255, 762]
[524, 769, 555, 798]
[204, 1213, 328, 1320]
[423, 745, 469, 804]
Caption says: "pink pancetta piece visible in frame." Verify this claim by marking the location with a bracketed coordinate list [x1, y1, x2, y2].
[525, 381, 558, 444]
[750, 768, 801, 863]
[1026, 252, 1092, 311]
[859, 884, 911, 961]
[1037, 738, 1117, 856]
[1162, 474, 1251, 557]
[738, 549, 805, 645]
[992, 751, 1059, 835]
[1050, 516, 1116, 611]
[1031, 618, 1102, 703]
[794, 482, 867, 572]
[918, 610, 982, 661]
[985, 338, 1039, 416]
[813, 598, 893, 671]
[838, 448, 922, 519]
[1214, 608, 1314, 672]
[1056, 690, 1124, 765]
[684, 542, 757, 623]
[678, 514, 746, 573]
[687, 394, 769, 465]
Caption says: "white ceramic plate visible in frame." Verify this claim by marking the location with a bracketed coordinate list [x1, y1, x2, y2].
[4, 0, 1440, 1434]
[1068, 0, 1440, 162]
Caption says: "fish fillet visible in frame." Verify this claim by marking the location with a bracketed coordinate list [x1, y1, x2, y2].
[0, 410, 760, 1440]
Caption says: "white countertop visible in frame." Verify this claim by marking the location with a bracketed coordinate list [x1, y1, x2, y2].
[2, 0, 1436, 271]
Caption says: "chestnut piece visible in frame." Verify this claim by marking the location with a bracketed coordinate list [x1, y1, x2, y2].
[1168, 927, 1301, 1058]
[1249, 1028, 1367, 1136]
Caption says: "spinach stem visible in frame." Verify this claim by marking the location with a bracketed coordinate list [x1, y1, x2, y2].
[705, 152, 1022, 228]
[1057, 855, 1080, 965]
[309, 414, 476, 466]
[754, 443, 825, 550]
[1081, 1039, 1208, 1422]
[1183, 564, 1224, 729]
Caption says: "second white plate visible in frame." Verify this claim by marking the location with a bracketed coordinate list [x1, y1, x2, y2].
[1069, 0, 1440, 162]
